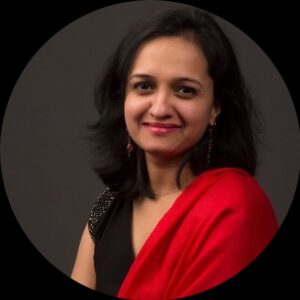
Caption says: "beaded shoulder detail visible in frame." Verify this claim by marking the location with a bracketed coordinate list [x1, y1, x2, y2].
[88, 187, 116, 243]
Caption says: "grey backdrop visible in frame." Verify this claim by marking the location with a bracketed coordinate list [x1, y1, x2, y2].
[1, 1, 299, 277]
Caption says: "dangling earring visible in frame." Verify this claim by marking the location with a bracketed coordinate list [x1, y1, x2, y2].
[127, 133, 133, 159]
[207, 122, 216, 166]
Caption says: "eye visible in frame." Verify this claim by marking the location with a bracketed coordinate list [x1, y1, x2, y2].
[133, 81, 155, 93]
[175, 86, 198, 98]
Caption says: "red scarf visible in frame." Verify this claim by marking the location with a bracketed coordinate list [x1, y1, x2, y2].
[118, 168, 278, 299]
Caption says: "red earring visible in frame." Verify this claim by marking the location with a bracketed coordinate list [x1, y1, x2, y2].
[127, 134, 133, 159]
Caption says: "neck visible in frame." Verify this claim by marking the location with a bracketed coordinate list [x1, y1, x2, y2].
[145, 153, 193, 196]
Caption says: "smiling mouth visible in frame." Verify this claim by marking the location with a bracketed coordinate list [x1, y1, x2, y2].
[142, 122, 182, 134]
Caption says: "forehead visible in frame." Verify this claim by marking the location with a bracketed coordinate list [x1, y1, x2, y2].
[129, 36, 209, 80]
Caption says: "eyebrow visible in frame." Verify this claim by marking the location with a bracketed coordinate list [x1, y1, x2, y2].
[129, 73, 203, 88]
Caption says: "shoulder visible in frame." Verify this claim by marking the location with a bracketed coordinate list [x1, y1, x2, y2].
[88, 187, 116, 243]
[202, 167, 269, 204]
[193, 167, 278, 226]
[190, 167, 278, 248]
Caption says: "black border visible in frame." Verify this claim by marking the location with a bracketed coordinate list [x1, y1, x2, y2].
[2, 1, 299, 298]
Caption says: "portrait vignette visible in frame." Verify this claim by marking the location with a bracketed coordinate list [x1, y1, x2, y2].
[1, 1, 299, 297]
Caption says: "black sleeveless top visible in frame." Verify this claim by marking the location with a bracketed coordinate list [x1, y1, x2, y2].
[88, 188, 135, 296]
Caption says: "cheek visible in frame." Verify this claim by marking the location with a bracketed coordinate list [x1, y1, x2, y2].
[124, 97, 147, 129]
[181, 105, 212, 127]
[180, 105, 213, 143]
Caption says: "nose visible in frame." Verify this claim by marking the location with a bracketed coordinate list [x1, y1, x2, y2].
[149, 88, 173, 119]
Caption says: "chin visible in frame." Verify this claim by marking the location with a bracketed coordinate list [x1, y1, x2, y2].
[143, 147, 184, 159]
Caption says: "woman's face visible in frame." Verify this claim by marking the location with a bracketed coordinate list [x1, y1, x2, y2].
[124, 36, 220, 159]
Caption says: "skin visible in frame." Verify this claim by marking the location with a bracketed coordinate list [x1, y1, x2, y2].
[71, 224, 96, 289]
[71, 35, 221, 288]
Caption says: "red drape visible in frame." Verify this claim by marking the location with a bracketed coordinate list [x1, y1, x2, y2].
[118, 168, 278, 299]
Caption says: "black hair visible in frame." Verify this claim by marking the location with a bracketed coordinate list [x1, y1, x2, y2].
[87, 7, 261, 200]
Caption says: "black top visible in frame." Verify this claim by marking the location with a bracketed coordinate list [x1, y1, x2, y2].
[88, 188, 135, 296]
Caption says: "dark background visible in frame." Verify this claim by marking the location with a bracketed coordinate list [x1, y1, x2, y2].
[1, 1, 299, 299]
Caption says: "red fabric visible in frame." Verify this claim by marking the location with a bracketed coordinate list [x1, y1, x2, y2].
[117, 168, 278, 299]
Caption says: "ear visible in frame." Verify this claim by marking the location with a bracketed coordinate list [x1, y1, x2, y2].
[209, 102, 221, 126]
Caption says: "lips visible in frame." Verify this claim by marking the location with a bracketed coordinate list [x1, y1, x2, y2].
[142, 122, 182, 134]
[142, 122, 181, 128]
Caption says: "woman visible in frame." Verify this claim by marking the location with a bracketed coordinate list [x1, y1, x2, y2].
[71, 7, 277, 299]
